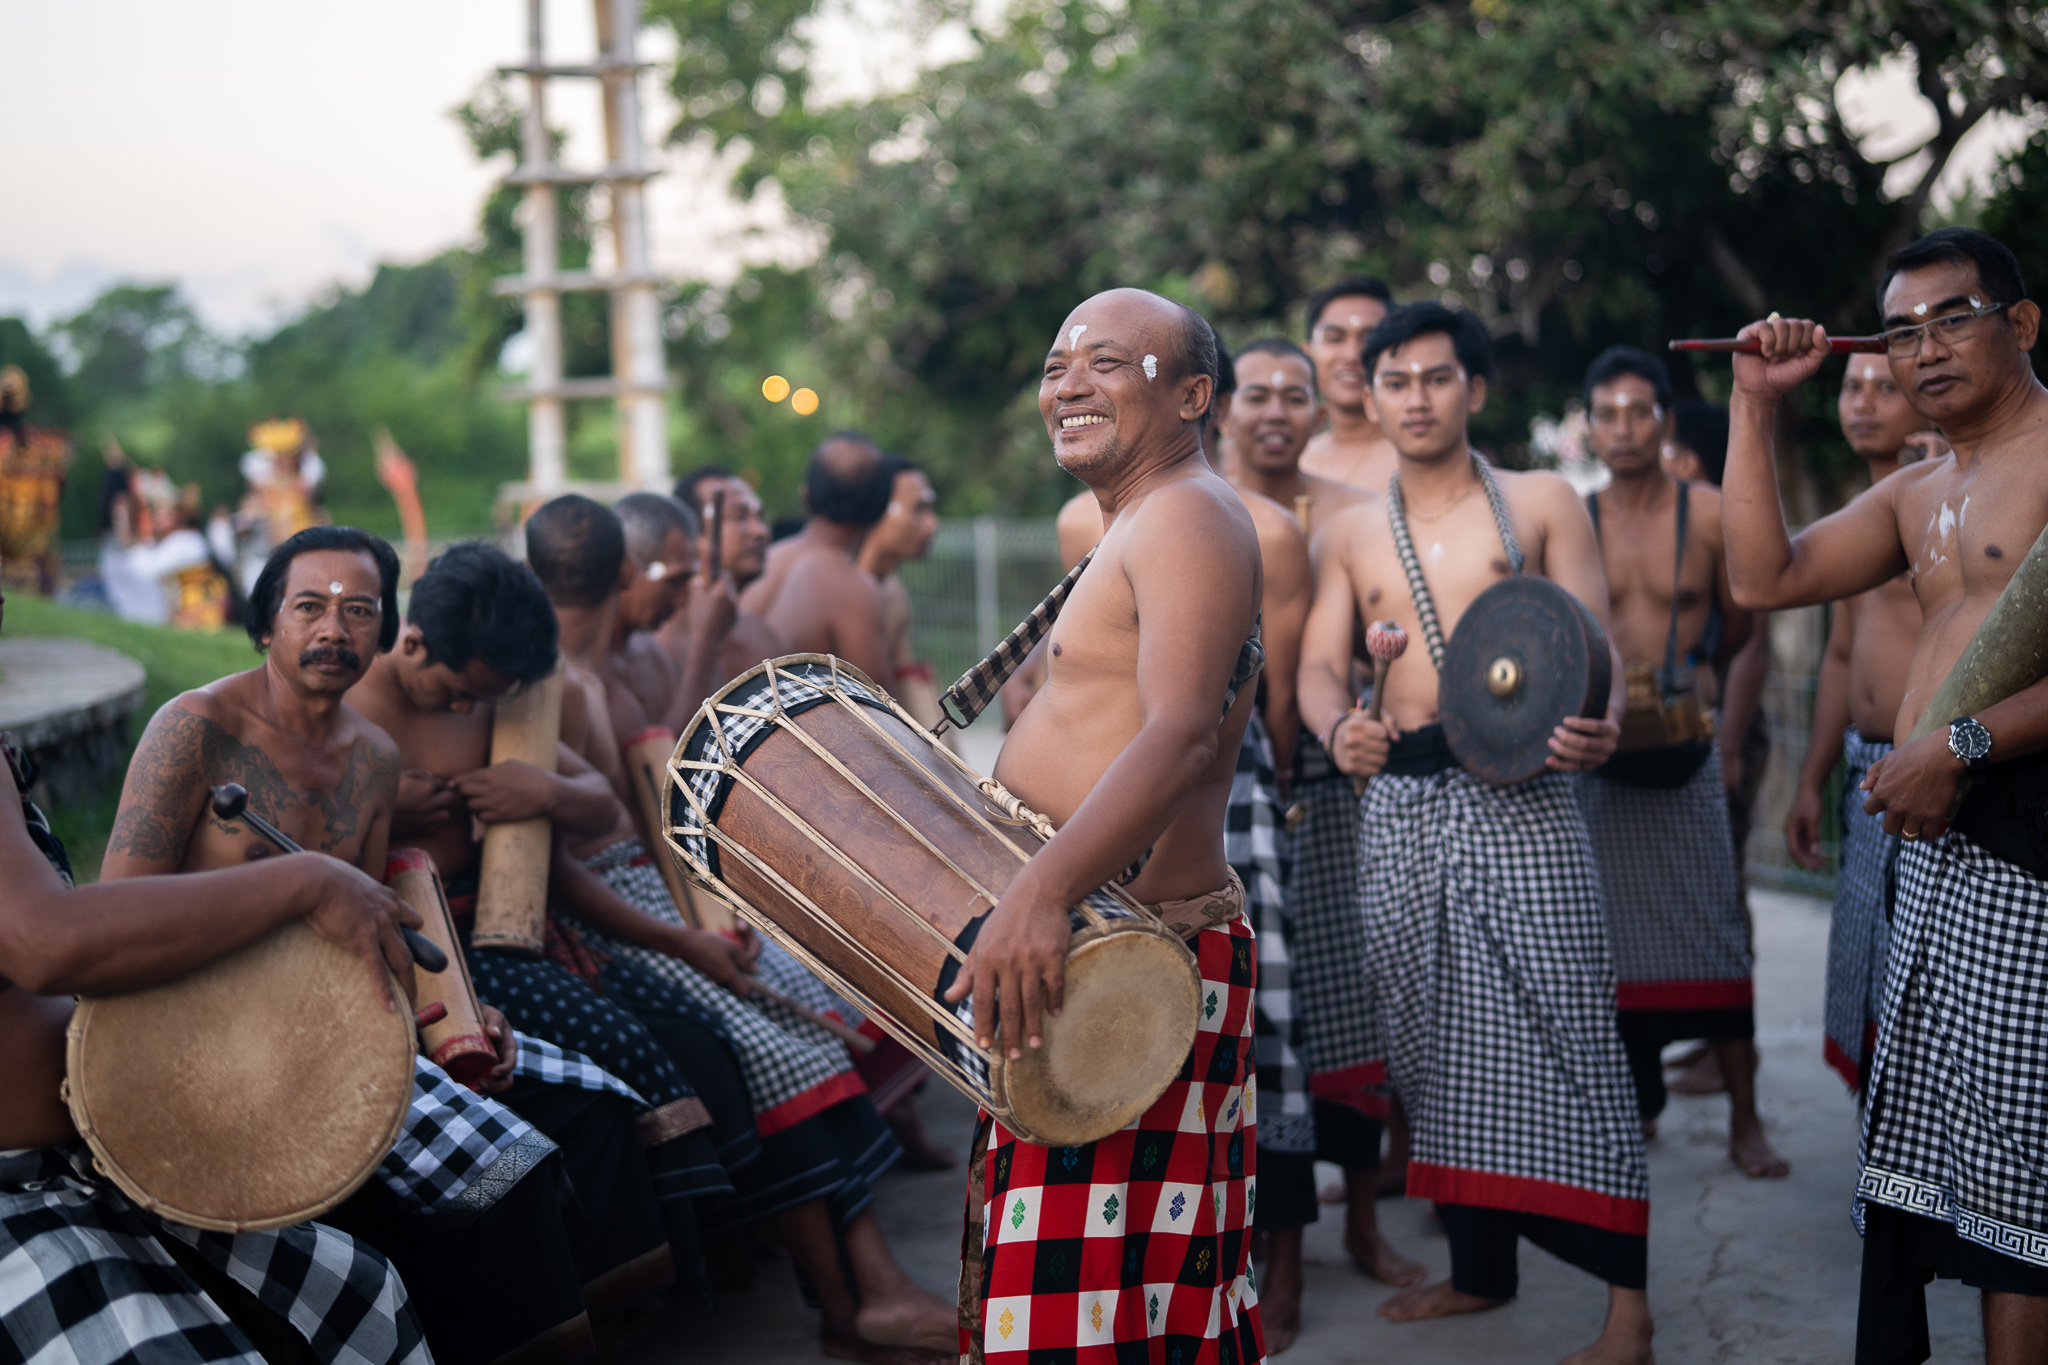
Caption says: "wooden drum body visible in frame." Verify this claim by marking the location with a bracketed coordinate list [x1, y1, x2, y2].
[65, 922, 416, 1231]
[664, 655, 1200, 1147]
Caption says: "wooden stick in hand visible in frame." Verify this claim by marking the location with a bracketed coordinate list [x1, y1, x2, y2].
[1356, 621, 1410, 795]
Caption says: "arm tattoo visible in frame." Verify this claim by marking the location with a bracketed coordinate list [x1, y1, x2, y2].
[106, 705, 212, 864]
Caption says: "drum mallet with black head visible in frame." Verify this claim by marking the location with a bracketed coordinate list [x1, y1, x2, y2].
[210, 783, 450, 973]
[1353, 621, 1410, 794]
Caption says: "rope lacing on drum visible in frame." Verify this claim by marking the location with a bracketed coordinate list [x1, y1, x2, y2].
[1386, 454, 1523, 672]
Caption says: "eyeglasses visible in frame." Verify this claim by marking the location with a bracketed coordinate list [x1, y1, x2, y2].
[1879, 301, 2011, 357]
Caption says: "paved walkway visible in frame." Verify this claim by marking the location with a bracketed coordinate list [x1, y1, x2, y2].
[623, 886, 1986, 1364]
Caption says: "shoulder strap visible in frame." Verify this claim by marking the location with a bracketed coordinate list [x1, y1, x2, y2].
[937, 550, 1092, 730]
[1585, 489, 1600, 536]
[1659, 481, 1689, 693]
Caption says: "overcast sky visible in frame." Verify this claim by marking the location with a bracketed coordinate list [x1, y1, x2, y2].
[1, 6, 2029, 335]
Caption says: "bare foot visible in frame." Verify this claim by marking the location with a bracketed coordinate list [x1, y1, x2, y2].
[1318, 1179, 1346, 1205]
[1730, 1121, 1789, 1179]
[1259, 1229, 1303, 1353]
[1667, 1049, 1726, 1096]
[1558, 1288, 1654, 1364]
[853, 1288, 957, 1354]
[1661, 1041, 1708, 1072]
[1346, 1229, 1426, 1287]
[1374, 1158, 1408, 1198]
[1378, 1278, 1508, 1322]
[1640, 1118, 1657, 1140]
[822, 1320, 951, 1365]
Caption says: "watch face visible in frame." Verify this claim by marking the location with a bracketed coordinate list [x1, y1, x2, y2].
[1952, 718, 1993, 761]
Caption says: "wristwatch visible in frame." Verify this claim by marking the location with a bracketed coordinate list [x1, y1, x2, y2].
[1948, 716, 1993, 770]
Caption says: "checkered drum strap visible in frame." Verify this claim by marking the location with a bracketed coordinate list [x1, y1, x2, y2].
[936, 550, 1094, 731]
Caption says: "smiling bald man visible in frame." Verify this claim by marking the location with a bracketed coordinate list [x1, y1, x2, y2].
[946, 289, 1266, 1364]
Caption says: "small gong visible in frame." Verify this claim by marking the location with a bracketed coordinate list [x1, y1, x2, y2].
[1439, 577, 1612, 785]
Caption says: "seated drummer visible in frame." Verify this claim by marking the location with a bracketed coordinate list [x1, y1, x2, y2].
[100, 526, 682, 1365]
[352, 537, 959, 1365]
[0, 581, 430, 1365]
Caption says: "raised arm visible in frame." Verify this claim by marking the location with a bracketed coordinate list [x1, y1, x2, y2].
[661, 567, 740, 734]
[1724, 319, 1910, 608]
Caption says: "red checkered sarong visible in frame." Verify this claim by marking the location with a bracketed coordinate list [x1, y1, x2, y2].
[959, 917, 1264, 1365]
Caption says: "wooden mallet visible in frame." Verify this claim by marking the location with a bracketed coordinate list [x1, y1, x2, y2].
[1353, 620, 1410, 794]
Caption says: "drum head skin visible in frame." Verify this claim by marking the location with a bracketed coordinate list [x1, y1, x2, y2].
[1439, 577, 1613, 786]
[66, 922, 415, 1232]
[994, 924, 1201, 1147]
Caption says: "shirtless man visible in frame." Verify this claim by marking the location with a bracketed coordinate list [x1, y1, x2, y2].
[0, 568, 426, 1365]
[1300, 275, 1398, 490]
[945, 288, 1265, 1362]
[605, 490, 740, 735]
[857, 457, 945, 725]
[1299, 302, 1650, 1362]
[740, 434, 896, 688]
[1785, 359, 1937, 1094]
[1221, 336, 1370, 547]
[100, 527, 673, 1365]
[358, 540, 950, 1358]
[665, 466, 788, 688]
[1571, 347, 1784, 1179]
[1722, 227, 2048, 1361]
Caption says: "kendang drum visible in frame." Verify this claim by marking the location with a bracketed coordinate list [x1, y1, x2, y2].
[65, 922, 416, 1231]
[663, 654, 1201, 1147]
[1438, 576, 1614, 785]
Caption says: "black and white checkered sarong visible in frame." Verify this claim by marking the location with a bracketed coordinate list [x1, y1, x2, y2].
[377, 1053, 556, 1219]
[1826, 729, 1896, 1090]
[578, 839, 860, 1133]
[1227, 713, 1312, 1154]
[1286, 735, 1384, 1098]
[1362, 769, 1648, 1230]
[1577, 735, 1752, 1008]
[0, 1147, 427, 1365]
[1856, 829, 2048, 1267]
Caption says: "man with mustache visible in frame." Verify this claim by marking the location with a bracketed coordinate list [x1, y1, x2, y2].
[1723, 226, 2048, 1362]
[103, 527, 685, 1365]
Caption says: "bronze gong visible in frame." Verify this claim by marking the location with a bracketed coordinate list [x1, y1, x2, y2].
[1438, 576, 1612, 785]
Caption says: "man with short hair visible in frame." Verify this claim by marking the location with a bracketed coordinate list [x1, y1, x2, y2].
[1783, 358, 1938, 1093]
[1573, 346, 1784, 1179]
[857, 456, 946, 725]
[664, 467, 787, 687]
[608, 490, 740, 733]
[0, 569, 428, 1365]
[1300, 276, 1398, 490]
[1222, 337, 1370, 547]
[102, 527, 679, 1365]
[740, 434, 897, 688]
[1300, 303, 1650, 1361]
[1721, 225, 2048, 1361]
[949, 288, 1265, 1362]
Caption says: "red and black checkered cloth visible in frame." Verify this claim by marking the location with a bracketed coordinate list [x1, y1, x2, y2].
[958, 918, 1264, 1364]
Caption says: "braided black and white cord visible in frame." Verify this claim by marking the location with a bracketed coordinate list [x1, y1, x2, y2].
[1385, 454, 1523, 673]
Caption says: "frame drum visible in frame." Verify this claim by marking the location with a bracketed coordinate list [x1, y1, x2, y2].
[65, 921, 415, 1232]
[665, 655, 1202, 1147]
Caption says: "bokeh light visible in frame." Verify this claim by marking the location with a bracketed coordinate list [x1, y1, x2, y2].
[761, 374, 791, 402]
[790, 387, 820, 415]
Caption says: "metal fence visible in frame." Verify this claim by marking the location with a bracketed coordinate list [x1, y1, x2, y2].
[900, 519, 1845, 897]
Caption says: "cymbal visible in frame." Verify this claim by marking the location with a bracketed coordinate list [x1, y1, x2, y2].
[1439, 577, 1612, 785]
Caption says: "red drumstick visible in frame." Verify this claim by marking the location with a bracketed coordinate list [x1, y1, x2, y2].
[1668, 335, 1883, 354]
[1354, 621, 1410, 794]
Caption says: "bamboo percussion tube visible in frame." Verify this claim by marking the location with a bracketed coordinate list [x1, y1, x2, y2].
[471, 665, 564, 953]
[1293, 493, 1311, 537]
[1904, 521, 2048, 748]
[1668, 335, 1884, 354]
[621, 726, 735, 932]
[387, 849, 497, 1088]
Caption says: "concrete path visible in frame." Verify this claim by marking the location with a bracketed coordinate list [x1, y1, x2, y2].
[622, 887, 1987, 1363]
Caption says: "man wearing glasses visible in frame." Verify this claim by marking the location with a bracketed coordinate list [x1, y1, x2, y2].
[1722, 226, 2048, 1363]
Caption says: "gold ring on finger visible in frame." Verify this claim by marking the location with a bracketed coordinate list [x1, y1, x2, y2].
[1902, 831, 1919, 841]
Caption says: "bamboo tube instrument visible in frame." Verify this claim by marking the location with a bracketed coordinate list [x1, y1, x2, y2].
[386, 849, 497, 1088]
[471, 665, 565, 953]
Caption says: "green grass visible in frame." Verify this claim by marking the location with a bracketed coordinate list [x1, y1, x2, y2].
[5, 597, 259, 880]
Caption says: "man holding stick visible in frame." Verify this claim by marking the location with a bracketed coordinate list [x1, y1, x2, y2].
[1721, 225, 2048, 1363]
